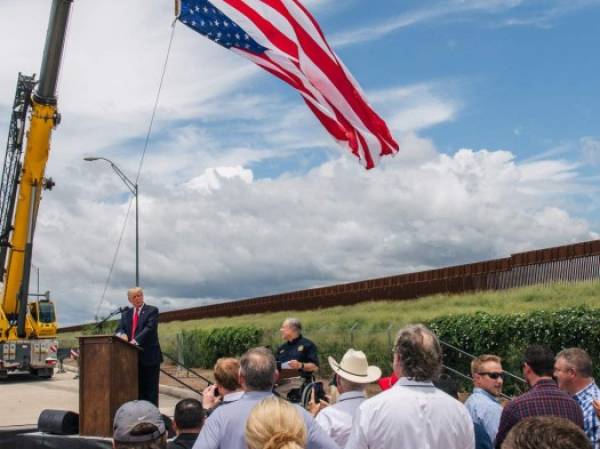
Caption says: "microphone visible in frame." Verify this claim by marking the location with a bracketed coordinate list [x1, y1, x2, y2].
[110, 306, 127, 315]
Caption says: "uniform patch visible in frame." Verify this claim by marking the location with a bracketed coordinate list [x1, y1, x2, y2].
[298, 345, 304, 352]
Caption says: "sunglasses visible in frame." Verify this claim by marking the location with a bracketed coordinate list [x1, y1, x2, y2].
[478, 372, 504, 380]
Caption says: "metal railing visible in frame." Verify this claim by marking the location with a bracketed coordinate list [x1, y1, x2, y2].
[160, 352, 211, 397]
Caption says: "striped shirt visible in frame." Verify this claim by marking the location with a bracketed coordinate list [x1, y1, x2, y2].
[573, 381, 600, 449]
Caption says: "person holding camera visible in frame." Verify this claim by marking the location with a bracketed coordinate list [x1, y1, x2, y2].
[309, 349, 381, 447]
[202, 357, 244, 416]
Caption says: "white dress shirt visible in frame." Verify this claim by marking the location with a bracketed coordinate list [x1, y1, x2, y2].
[316, 390, 365, 447]
[346, 377, 475, 449]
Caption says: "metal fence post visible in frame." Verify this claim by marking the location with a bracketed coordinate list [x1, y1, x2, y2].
[350, 322, 359, 347]
[386, 323, 394, 353]
[176, 332, 187, 377]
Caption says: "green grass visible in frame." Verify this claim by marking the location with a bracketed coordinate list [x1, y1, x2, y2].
[59, 281, 600, 355]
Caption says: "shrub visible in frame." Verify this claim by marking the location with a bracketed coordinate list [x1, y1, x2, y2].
[178, 326, 262, 368]
[428, 307, 600, 395]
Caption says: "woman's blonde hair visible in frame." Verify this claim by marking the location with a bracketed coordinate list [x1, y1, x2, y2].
[245, 397, 307, 449]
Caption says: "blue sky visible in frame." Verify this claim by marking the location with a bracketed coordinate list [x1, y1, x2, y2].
[260, 0, 600, 170]
[0, 0, 599, 324]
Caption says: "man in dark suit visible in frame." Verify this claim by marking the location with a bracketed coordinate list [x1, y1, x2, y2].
[115, 287, 163, 406]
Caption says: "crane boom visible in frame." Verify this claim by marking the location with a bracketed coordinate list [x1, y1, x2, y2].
[0, 0, 73, 377]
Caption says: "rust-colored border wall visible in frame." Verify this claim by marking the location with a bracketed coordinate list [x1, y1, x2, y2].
[61, 239, 600, 333]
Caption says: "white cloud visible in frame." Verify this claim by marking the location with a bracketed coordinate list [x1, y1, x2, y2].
[365, 83, 462, 135]
[187, 166, 253, 192]
[501, 0, 600, 27]
[38, 142, 596, 325]
[581, 137, 600, 166]
[329, 0, 599, 47]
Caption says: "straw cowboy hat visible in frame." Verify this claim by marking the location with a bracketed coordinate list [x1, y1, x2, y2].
[328, 349, 382, 384]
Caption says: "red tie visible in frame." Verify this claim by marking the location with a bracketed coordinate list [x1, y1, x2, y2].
[131, 307, 139, 340]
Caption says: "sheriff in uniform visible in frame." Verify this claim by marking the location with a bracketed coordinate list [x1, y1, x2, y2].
[276, 318, 319, 400]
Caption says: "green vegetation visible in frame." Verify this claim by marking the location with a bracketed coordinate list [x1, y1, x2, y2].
[430, 307, 600, 395]
[58, 281, 600, 377]
[177, 326, 262, 368]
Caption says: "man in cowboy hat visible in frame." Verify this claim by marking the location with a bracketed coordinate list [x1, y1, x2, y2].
[310, 349, 381, 447]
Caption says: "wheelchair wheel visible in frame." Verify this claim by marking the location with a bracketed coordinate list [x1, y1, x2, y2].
[300, 381, 317, 408]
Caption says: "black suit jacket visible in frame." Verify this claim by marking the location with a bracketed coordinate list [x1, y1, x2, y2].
[115, 304, 163, 366]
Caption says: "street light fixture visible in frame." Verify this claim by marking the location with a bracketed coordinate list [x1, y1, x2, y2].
[84, 156, 139, 286]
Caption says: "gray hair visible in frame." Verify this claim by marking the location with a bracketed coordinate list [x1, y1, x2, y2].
[283, 318, 302, 333]
[394, 324, 442, 382]
[556, 348, 593, 378]
[240, 347, 277, 391]
[337, 375, 366, 392]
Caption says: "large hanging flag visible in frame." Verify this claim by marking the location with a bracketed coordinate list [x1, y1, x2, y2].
[177, 0, 399, 169]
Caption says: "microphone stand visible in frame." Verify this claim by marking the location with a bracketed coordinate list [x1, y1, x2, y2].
[94, 308, 124, 332]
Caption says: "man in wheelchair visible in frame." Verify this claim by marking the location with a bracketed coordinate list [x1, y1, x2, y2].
[275, 317, 320, 403]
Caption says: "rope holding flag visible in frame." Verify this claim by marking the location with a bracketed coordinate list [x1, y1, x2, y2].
[178, 0, 399, 169]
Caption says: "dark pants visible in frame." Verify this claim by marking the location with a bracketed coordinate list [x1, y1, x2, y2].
[139, 363, 160, 406]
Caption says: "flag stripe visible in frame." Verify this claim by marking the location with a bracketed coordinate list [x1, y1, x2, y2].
[251, 50, 356, 150]
[238, 1, 390, 157]
[239, 3, 387, 165]
[221, 0, 298, 58]
[269, 0, 337, 62]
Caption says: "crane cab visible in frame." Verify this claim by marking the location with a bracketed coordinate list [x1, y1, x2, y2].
[28, 296, 58, 338]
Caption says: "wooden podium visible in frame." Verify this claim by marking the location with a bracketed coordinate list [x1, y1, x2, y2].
[78, 335, 141, 437]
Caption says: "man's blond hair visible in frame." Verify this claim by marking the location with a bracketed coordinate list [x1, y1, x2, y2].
[214, 357, 241, 391]
[471, 354, 502, 376]
[127, 287, 143, 298]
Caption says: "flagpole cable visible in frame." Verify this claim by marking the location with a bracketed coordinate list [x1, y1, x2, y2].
[135, 21, 178, 184]
[94, 197, 135, 320]
[94, 21, 178, 319]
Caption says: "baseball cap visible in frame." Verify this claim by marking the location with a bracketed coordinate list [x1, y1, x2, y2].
[113, 400, 166, 443]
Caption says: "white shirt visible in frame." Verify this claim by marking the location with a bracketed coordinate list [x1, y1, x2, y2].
[316, 390, 365, 447]
[346, 377, 475, 449]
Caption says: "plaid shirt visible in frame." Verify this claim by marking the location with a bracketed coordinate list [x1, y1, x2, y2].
[574, 381, 600, 449]
[495, 379, 584, 449]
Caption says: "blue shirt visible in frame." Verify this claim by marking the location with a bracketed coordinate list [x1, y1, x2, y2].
[474, 421, 493, 449]
[191, 390, 339, 449]
[573, 381, 600, 449]
[465, 388, 503, 443]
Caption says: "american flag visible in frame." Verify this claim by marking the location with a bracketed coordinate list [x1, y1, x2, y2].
[177, 0, 399, 169]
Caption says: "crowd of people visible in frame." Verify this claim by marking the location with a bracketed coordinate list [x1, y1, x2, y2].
[110, 315, 600, 449]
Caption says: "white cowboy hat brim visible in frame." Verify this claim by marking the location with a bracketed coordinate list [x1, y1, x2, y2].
[328, 356, 382, 384]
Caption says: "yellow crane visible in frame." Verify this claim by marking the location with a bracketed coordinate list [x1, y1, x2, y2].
[0, 0, 73, 378]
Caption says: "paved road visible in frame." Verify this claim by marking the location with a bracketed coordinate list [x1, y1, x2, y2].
[0, 371, 180, 427]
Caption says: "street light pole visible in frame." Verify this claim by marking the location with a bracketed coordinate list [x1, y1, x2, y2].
[84, 156, 139, 286]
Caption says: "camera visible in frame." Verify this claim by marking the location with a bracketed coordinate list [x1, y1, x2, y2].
[312, 382, 327, 403]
